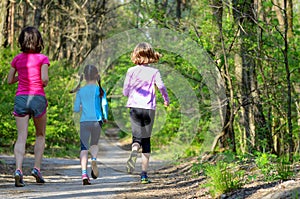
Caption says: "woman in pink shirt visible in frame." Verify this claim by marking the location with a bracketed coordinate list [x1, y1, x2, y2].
[7, 26, 49, 187]
[123, 42, 169, 184]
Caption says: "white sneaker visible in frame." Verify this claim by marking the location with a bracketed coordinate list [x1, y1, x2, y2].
[126, 150, 138, 174]
[91, 160, 99, 179]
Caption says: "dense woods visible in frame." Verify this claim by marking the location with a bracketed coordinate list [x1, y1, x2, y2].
[0, 0, 299, 163]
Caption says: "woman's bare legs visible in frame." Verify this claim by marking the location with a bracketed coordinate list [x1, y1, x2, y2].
[33, 113, 47, 170]
[14, 115, 29, 171]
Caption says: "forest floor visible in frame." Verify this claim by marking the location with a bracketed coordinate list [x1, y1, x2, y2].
[0, 133, 300, 199]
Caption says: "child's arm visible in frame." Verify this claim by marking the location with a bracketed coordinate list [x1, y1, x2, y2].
[155, 71, 170, 106]
[7, 67, 18, 84]
[160, 87, 169, 107]
[41, 64, 49, 87]
[101, 91, 109, 121]
[123, 71, 131, 97]
[73, 92, 81, 112]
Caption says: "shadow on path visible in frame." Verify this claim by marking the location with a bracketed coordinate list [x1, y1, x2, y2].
[0, 135, 167, 199]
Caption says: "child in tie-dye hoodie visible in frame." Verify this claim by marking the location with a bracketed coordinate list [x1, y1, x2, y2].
[123, 42, 169, 184]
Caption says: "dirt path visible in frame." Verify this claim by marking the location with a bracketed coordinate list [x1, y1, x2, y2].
[0, 138, 135, 198]
[0, 135, 300, 199]
[0, 135, 173, 199]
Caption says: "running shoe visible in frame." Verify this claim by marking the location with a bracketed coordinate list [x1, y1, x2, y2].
[14, 170, 25, 187]
[126, 150, 138, 174]
[141, 174, 151, 184]
[31, 168, 45, 183]
[82, 174, 91, 185]
[91, 160, 99, 179]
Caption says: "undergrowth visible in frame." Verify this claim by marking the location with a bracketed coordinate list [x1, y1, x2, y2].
[192, 151, 296, 198]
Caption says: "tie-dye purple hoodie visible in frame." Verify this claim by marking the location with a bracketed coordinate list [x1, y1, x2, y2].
[123, 65, 169, 110]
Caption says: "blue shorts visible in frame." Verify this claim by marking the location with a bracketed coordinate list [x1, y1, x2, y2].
[13, 95, 48, 118]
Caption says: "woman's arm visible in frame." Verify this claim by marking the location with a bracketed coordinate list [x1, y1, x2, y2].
[41, 64, 49, 87]
[7, 67, 18, 84]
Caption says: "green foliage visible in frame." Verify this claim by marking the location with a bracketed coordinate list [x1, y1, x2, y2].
[192, 152, 245, 197]
[203, 161, 245, 198]
[112, 0, 300, 158]
[275, 155, 294, 181]
[45, 60, 79, 157]
[293, 190, 299, 199]
[255, 152, 295, 181]
[1, 0, 299, 160]
[191, 161, 205, 175]
[255, 152, 277, 181]
[192, 150, 296, 197]
[0, 48, 21, 153]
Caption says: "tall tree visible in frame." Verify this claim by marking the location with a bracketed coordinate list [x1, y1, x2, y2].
[210, 0, 236, 152]
[0, 0, 8, 47]
[282, 0, 294, 157]
[34, 0, 43, 27]
[6, 0, 15, 49]
[233, 0, 270, 153]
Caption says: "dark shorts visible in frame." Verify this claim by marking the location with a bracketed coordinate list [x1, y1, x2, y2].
[130, 108, 155, 138]
[133, 136, 151, 153]
[14, 95, 48, 118]
[80, 121, 101, 151]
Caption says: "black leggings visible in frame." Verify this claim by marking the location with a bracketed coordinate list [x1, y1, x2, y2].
[132, 136, 151, 153]
[130, 108, 155, 139]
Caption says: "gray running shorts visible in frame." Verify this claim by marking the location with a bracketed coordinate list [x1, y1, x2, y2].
[80, 121, 101, 150]
[14, 95, 47, 118]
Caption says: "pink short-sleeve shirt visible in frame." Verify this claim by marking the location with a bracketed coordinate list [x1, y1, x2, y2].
[11, 53, 50, 96]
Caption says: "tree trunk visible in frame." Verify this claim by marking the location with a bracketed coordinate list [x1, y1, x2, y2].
[22, 1, 28, 28]
[233, 0, 254, 153]
[34, 0, 44, 27]
[287, 0, 293, 38]
[255, 0, 275, 153]
[283, 0, 294, 158]
[233, 0, 270, 153]
[7, 0, 15, 50]
[0, 0, 8, 47]
[211, 0, 236, 152]
[176, 0, 181, 27]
